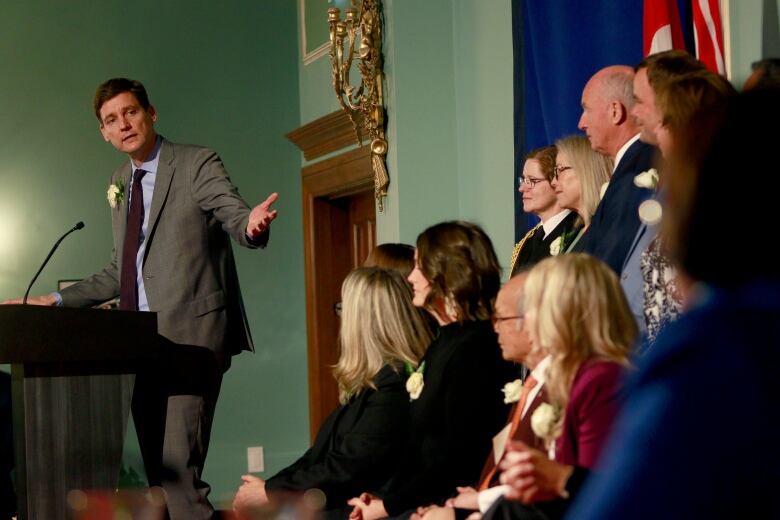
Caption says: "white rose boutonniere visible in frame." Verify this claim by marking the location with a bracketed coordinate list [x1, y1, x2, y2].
[502, 379, 523, 404]
[599, 181, 610, 200]
[634, 168, 659, 190]
[405, 361, 426, 401]
[549, 236, 563, 256]
[107, 179, 125, 209]
[531, 402, 562, 442]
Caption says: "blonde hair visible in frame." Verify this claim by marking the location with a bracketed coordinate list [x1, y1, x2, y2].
[334, 267, 433, 403]
[523, 254, 636, 432]
[555, 135, 612, 227]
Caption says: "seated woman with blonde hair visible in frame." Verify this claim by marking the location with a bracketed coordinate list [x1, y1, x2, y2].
[484, 254, 637, 520]
[233, 267, 432, 519]
[551, 136, 612, 253]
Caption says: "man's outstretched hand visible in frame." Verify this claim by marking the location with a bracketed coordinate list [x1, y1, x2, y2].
[246, 192, 279, 239]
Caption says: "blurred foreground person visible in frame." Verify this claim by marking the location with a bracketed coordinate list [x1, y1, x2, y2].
[565, 88, 780, 520]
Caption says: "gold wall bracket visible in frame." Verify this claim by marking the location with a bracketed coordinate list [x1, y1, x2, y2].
[328, 0, 388, 212]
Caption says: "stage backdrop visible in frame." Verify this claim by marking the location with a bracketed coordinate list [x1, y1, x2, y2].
[512, 0, 694, 240]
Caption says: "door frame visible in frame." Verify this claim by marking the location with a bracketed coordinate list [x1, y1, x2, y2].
[288, 111, 375, 439]
[301, 146, 373, 438]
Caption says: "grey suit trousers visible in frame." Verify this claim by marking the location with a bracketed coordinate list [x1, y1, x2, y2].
[132, 342, 224, 520]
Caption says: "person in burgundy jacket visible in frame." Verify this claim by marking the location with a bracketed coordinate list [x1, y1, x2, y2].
[481, 254, 636, 520]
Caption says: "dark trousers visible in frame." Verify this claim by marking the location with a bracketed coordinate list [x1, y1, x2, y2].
[0, 372, 14, 520]
[131, 343, 224, 520]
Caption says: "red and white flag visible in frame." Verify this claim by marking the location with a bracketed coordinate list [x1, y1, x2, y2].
[643, 0, 686, 56]
[692, 0, 726, 74]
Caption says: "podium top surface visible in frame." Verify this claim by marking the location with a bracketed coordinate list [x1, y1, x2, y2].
[0, 305, 159, 364]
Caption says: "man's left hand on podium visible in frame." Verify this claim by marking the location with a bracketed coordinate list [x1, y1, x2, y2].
[1, 294, 58, 306]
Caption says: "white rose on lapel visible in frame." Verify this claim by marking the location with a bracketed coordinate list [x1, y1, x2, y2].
[531, 402, 562, 441]
[502, 379, 523, 404]
[634, 168, 659, 190]
[599, 181, 610, 200]
[107, 179, 125, 209]
[405, 361, 426, 401]
[549, 236, 563, 256]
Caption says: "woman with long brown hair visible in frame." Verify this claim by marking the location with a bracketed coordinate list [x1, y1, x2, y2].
[348, 221, 516, 519]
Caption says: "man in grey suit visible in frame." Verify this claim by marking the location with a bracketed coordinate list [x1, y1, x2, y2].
[17, 78, 278, 519]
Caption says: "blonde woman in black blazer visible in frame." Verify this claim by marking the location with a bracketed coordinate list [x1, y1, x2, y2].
[233, 268, 432, 518]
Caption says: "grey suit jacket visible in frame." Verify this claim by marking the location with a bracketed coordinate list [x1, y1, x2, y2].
[61, 138, 266, 356]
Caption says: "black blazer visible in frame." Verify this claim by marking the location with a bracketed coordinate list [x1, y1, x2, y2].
[572, 140, 656, 273]
[380, 321, 517, 515]
[265, 364, 410, 511]
[511, 211, 580, 276]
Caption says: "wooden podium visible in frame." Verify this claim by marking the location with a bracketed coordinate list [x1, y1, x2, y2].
[0, 305, 160, 520]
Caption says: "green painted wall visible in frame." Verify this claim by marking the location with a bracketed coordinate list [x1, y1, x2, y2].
[299, 0, 516, 272]
[0, 0, 307, 508]
[729, 0, 780, 86]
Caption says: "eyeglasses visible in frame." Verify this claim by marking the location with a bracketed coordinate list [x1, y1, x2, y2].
[552, 165, 573, 181]
[492, 314, 524, 325]
[519, 177, 548, 188]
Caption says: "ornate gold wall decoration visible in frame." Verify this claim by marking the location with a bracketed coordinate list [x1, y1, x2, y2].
[328, 0, 388, 211]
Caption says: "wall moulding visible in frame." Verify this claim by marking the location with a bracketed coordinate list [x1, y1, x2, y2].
[286, 109, 367, 162]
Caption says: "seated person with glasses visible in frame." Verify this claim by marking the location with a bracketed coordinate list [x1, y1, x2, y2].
[510, 146, 580, 277]
[550, 136, 613, 253]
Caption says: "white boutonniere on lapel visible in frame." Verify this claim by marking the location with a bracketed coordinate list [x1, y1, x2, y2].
[638, 199, 663, 225]
[502, 379, 523, 404]
[531, 402, 563, 459]
[599, 181, 610, 200]
[549, 236, 563, 256]
[107, 178, 126, 209]
[405, 361, 426, 401]
[634, 168, 659, 190]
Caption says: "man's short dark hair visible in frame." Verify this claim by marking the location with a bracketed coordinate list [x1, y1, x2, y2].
[93, 78, 151, 122]
[635, 50, 706, 87]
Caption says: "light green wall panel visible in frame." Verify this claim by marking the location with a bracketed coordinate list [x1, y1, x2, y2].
[1, 0, 308, 508]
[728, 0, 780, 86]
[452, 0, 514, 273]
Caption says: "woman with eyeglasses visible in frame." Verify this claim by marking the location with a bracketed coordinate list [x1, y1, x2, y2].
[348, 221, 516, 520]
[550, 136, 613, 253]
[233, 267, 432, 519]
[510, 146, 580, 276]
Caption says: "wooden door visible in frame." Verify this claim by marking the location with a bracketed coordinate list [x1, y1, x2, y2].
[297, 144, 376, 440]
[305, 191, 375, 436]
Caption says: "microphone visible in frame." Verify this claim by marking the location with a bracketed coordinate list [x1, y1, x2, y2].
[23, 221, 85, 305]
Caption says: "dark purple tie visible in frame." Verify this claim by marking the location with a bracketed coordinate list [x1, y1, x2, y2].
[120, 169, 147, 311]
